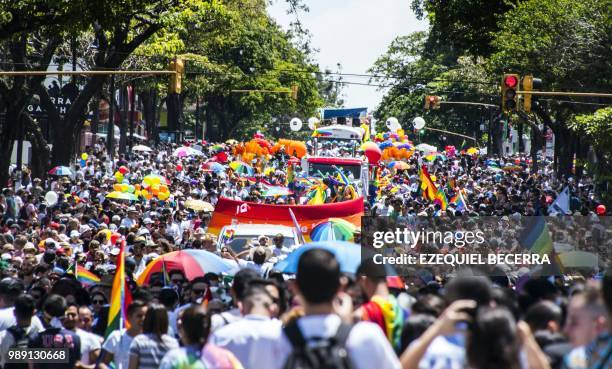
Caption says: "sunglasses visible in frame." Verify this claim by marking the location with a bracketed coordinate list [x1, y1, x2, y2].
[92, 299, 105, 305]
[171, 279, 184, 284]
[192, 289, 206, 295]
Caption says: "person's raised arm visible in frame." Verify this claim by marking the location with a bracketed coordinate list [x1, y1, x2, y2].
[399, 300, 476, 369]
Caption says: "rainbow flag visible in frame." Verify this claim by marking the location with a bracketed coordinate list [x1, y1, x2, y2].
[77, 265, 100, 286]
[67, 264, 101, 286]
[104, 241, 132, 338]
[519, 216, 553, 255]
[450, 188, 468, 211]
[361, 295, 406, 353]
[419, 165, 437, 201]
[434, 188, 448, 211]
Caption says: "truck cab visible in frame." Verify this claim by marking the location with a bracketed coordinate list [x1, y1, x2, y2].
[217, 224, 301, 254]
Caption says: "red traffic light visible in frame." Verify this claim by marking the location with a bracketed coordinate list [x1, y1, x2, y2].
[504, 75, 518, 88]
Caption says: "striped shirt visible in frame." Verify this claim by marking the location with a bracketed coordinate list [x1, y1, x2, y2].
[129, 333, 179, 369]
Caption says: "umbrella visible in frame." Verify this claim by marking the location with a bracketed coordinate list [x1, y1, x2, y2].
[466, 147, 479, 155]
[273, 241, 395, 275]
[229, 161, 255, 176]
[559, 251, 599, 269]
[210, 144, 225, 153]
[106, 191, 138, 201]
[310, 218, 357, 242]
[184, 199, 215, 212]
[173, 146, 204, 157]
[261, 186, 294, 197]
[48, 166, 73, 176]
[202, 161, 226, 173]
[424, 153, 446, 162]
[415, 143, 438, 153]
[132, 145, 153, 152]
[388, 161, 410, 171]
[136, 250, 237, 285]
[225, 139, 238, 145]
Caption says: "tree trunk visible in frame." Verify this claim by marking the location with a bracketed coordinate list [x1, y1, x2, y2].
[23, 113, 50, 180]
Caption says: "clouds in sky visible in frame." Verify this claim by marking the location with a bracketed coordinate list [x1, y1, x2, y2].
[268, 0, 427, 110]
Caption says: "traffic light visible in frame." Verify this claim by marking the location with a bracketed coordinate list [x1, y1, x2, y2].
[169, 58, 184, 94]
[521, 75, 542, 113]
[501, 74, 519, 113]
[291, 84, 298, 100]
[424, 95, 441, 110]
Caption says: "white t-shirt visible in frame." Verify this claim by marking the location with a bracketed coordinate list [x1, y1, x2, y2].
[0, 307, 44, 332]
[102, 329, 135, 369]
[417, 334, 466, 369]
[210, 314, 401, 369]
[75, 328, 102, 365]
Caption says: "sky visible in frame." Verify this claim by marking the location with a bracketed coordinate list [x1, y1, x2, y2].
[268, 0, 427, 111]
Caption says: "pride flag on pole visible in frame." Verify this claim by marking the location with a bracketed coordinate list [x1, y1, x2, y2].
[104, 241, 132, 338]
[434, 188, 448, 211]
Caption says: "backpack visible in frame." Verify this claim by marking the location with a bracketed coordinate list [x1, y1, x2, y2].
[282, 320, 355, 369]
[4, 326, 34, 369]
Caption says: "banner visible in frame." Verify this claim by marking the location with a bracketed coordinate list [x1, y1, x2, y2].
[208, 197, 364, 240]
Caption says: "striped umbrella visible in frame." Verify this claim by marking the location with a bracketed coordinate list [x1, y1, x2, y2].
[136, 250, 237, 285]
[48, 166, 73, 176]
[310, 218, 357, 242]
[229, 161, 255, 176]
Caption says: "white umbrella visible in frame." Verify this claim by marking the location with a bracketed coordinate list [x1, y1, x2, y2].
[132, 145, 153, 152]
[172, 146, 204, 157]
[416, 143, 438, 153]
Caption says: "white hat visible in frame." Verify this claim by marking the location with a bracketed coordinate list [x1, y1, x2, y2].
[70, 230, 80, 238]
[109, 248, 121, 256]
[79, 224, 92, 234]
[143, 218, 153, 225]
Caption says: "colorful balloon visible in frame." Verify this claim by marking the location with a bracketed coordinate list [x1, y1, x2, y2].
[118, 166, 129, 174]
[81, 153, 88, 160]
[596, 204, 606, 215]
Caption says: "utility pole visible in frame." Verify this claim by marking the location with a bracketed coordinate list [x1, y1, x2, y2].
[107, 75, 115, 159]
[128, 82, 136, 155]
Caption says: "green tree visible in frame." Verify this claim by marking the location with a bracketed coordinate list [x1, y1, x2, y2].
[488, 0, 611, 176]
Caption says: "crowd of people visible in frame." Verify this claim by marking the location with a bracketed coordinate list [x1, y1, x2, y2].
[0, 136, 609, 369]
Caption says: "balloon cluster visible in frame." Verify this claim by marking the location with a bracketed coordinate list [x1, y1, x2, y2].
[141, 175, 170, 201]
[114, 166, 129, 182]
[271, 139, 307, 158]
[380, 145, 414, 161]
[373, 128, 408, 143]
[79, 153, 89, 168]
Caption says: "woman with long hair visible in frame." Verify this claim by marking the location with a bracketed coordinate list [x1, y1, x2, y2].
[160, 305, 243, 369]
[467, 307, 551, 369]
[128, 303, 179, 369]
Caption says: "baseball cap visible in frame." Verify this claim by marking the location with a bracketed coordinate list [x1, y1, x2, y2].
[70, 230, 80, 238]
[110, 248, 120, 256]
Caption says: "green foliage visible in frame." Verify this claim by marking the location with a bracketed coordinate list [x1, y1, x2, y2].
[489, 0, 610, 95]
[570, 107, 612, 155]
[370, 32, 494, 147]
[411, 0, 518, 59]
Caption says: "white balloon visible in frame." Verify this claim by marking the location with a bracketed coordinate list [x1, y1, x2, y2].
[290, 117, 303, 132]
[413, 117, 426, 130]
[386, 117, 400, 132]
[307, 117, 319, 130]
[45, 191, 58, 206]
